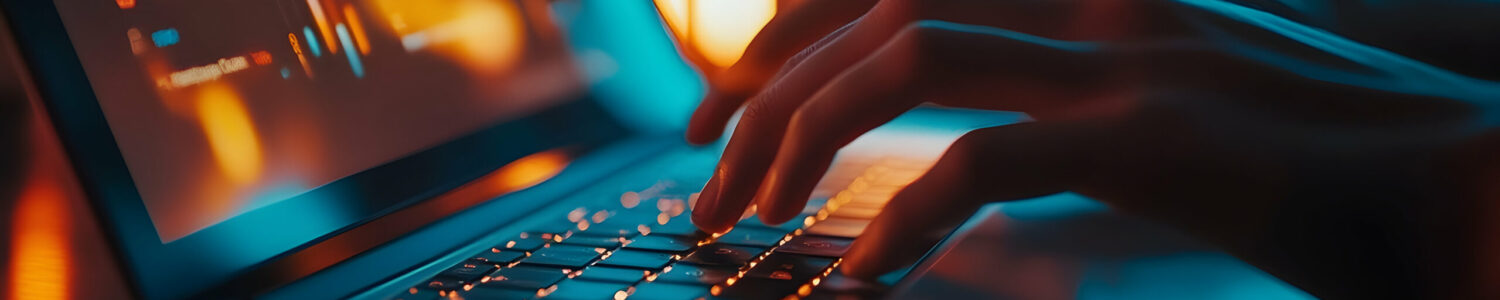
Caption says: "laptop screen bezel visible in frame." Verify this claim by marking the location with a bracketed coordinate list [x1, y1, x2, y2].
[0, 0, 635, 299]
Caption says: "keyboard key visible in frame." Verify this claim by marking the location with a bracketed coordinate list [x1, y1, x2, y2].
[774, 236, 853, 258]
[460, 286, 538, 300]
[804, 218, 870, 238]
[596, 249, 674, 270]
[533, 223, 581, 236]
[654, 264, 736, 285]
[501, 235, 554, 251]
[561, 234, 626, 249]
[737, 215, 805, 233]
[522, 245, 605, 269]
[437, 261, 498, 282]
[828, 205, 881, 220]
[624, 235, 698, 253]
[581, 218, 650, 238]
[482, 265, 568, 290]
[392, 288, 442, 300]
[678, 244, 764, 268]
[627, 282, 710, 300]
[744, 253, 835, 282]
[649, 217, 708, 238]
[541, 279, 631, 300]
[802, 272, 888, 300]
[715, 277, 802, 300]
[574, 266, 648, 283]
[715, 227, 788, 248]
[421, 277, 468, 291]
[474, 249, 528, 265]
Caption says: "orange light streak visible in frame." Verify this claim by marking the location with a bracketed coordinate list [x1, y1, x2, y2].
[289, 33, 314, 78]
[195, 84, 264, 184]
[342, 4, 372, 55]
[306, 0, 339, 54]
[492, 150, 570, 191]
[8, 177, 71, 300]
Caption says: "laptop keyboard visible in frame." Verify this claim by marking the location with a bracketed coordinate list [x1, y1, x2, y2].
[391, 156, 933, 300]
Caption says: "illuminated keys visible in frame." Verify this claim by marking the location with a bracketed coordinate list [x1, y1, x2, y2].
[716, 227, 789, 248]
[596, 249, 674, 270]
[480, 265, 567, 290]
[654, 263, 736, 285]
[803, 217, 870, 238]
[678, 244, 765, 268]
[775, 236, 853, 258]
[743, 253, 834, 282]
[573, 266, 648, 284]
[436, 262, 496, 283]
[521, 244, 603, 269]
[628, 282, 711, 300]
[544, 279, 633, 300]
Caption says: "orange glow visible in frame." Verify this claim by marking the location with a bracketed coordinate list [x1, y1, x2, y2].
[289, 33, 314, 78]
[9, 178, 71, 300]
[375, 0, 526, 75]
[116, 0, 135, 9]
[491, 150, 570, 191]
[654, 0, 691, 39]
[251, 50, 273, 65]
[654, 0, 777, 68]
[342, 4, 373, 55]
[195, 84, 264, 184]
[307, 0, 339, 54]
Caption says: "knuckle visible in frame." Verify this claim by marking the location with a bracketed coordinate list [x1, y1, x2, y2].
[740, 98, 773, 123]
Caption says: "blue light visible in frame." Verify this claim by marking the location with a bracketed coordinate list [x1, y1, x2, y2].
[335, 24, 365, 78]
[280, 68, 291, 79]
[151, 28, 179, 47]
[302, 26, 322, 57]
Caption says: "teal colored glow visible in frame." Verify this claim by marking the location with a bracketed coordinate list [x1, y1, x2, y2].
[335, 24, 365, 78]
[302, 26, 322, 57]
[201, 185, 354, 268]
[1000, 192, 1109, 221]
[561, 0, 703, 134]
[151, 28, 179, 47]
[1175, 0, 1500, 124]
[1077, 252, 1315, 300]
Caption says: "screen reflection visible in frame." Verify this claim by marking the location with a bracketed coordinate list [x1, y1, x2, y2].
[52, 0, 581, 242]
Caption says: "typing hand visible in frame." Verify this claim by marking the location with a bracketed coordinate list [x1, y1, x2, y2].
[689, 0, 1178, 233]
[687, 0, 1500, 297]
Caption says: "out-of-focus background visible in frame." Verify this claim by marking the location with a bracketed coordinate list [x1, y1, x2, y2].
[0, 0, 776, 298]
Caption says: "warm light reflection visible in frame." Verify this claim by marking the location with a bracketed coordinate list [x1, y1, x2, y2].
[653, 0, 777, 68]
[195, 84, 264, 184]
[376, 0, 525, 75]
[8, 178, 71, 300]
[306, 0, 338, 54]
[343, 4, 373, 55]
[491, 150, 570, 191]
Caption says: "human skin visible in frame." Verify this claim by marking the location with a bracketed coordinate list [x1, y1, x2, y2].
[683, 0, 1500, 298]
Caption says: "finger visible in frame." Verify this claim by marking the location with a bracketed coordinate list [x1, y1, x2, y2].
[841, 121, 1102, 279]
[688, 92, 799, 232]
[685, 0, 879, 144]
[754, 0, 1182, 104]
[687, 7, 921, 228]
[754, 20, 1125, 224]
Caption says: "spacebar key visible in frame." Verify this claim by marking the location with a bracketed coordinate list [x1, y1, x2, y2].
[714, 277, 803, 300]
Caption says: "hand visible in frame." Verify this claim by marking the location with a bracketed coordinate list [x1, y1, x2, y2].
[686, 0, 1500, 298]
[690, 0, 1181, 233]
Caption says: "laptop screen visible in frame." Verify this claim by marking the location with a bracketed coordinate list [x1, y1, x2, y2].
[8, 0, 635, 298]
[51, 0, 580, 242]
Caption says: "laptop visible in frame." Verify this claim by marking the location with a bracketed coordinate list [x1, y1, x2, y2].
[1, 0, 995, 299]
